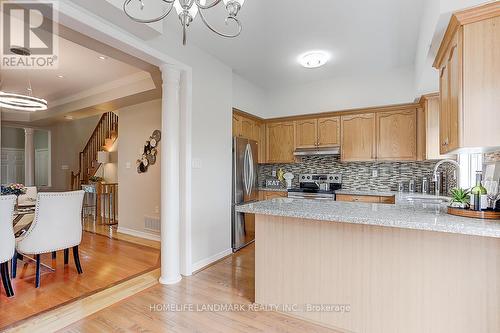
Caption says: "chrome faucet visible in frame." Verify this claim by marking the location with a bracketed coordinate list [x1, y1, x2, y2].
[433, 159, 461, 195]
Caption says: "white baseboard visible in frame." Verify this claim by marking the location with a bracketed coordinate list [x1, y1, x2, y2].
[191, 248, 233, 273]
[117, 227, 161, 242]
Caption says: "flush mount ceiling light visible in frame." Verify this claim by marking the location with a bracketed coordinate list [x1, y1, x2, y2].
[123, 0, 245, 45]
[98, 55, 107, 60]
[0, 47, 48, 112]
[298, 51, 330, 69]
[0, 92, 48, 112]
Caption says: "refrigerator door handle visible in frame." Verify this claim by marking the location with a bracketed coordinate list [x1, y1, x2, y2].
[248, 144, 254, 194]
[243, 143, 250, 195]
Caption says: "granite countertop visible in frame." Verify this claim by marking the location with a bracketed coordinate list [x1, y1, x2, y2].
[236, 198, 500, 238]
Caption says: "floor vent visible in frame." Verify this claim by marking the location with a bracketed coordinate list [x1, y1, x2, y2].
[144, 216, 160, 233]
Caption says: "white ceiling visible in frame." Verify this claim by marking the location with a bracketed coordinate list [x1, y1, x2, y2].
[174, 0, 426, 89]
[0, 36, 144, 104]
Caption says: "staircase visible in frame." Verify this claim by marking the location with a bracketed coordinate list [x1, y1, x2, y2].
[70, 112, 118, 190]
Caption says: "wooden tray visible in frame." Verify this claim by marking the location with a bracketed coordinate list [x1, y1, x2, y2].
[447, 207, 500, 220]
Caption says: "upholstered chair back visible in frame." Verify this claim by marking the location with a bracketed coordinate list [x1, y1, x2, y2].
[0, 195, 16, 263]
[17, 186, 37, 206]
[16, 191, 85, 255]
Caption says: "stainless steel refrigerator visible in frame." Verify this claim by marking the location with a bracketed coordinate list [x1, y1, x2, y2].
[232, 137, 258, 252]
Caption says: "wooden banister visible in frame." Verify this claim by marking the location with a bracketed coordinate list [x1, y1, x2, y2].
[69, 112, 118, 190]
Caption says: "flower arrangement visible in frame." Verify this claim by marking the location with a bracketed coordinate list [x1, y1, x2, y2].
[1, 183, 27, 196]
[89, 176, 103, 183]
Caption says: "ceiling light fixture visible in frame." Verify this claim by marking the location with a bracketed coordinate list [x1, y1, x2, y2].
[298, 51, 330, 69]
[0, 92, 48, 112]
[57, 75, 64, 78]
[98, 55, 107, 60]
[0, 47, 48, 112]
[123, 0, 245, 45]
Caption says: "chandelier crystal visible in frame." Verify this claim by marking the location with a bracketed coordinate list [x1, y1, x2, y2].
[123, 0, 244, 45]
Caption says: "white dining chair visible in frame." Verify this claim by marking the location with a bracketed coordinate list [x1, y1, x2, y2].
[17, 186, 37, 207]
[12, 191, 85, 288]
[0, 195, 17, 297]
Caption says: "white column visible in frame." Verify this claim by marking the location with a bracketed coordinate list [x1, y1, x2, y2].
[24, 128, 35, 186]
[159, 64, 182, 285]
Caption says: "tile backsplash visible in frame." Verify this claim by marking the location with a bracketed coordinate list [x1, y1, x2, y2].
[258, 155, 456, 193]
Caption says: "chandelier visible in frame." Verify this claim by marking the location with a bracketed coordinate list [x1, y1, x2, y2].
[0, 47, 48, 112]
[123, 0, 244, 45]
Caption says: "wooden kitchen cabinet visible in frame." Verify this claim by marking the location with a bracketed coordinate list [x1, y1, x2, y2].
[295, 116, 340, 149]
[434, 2, 500, 154]
[420, 93, 455, 160]
[266, 121, 295, 163]
[318, 116, 340, 147]
[259, 191, 287, 200]
[295, 119, 317, 148]
[233, 110, 266, 163]
[336, 194, 395, 204]
[376, 110, 417, 161]
[341, 113, 376, 161]
[232, 114, 242, 138]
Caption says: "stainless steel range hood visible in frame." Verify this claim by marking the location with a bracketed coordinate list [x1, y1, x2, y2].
[293, 146, 341, 156]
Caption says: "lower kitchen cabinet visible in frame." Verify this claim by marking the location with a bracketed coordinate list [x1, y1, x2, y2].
[336, 194, 395, 204]
[259, 191, 288, 200]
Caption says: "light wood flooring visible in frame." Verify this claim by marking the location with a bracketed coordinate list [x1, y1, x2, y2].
[59, 244, 340, 333]
[0, 231, 160, 330]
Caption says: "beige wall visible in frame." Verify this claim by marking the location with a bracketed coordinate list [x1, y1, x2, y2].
[49, 115, 101, 190]
[117, 99, 161, 238]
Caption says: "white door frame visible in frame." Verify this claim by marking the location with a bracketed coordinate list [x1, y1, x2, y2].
[52, 1, 193, 276]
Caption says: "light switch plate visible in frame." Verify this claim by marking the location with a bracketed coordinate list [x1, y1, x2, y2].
[372, 169, 378, 177]
[125, 162, 131, 169]
[192, 158, 202, 169]
[61, 165, 69, 170]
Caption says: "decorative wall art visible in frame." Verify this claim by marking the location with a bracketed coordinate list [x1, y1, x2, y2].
[137, 130, 161, 174]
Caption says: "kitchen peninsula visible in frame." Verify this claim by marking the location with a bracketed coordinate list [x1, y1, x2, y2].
[236, 198, 500, 333]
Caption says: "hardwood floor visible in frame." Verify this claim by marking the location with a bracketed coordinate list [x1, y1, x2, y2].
[0, 231, 160, 330]
[59, 244, 341, 333]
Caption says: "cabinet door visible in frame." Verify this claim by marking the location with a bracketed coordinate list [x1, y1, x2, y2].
[258, 123, 266, 164]
[232, 114, 242, 137]
[447, 37, 461, 153]
[264, 191, 287, 200]
[341, 113, 376, 161]
[318, 116, 340, 147]
[266, 122, 295, 163]
[376, 110, 417, 161]
[295, 119, 317, 148]
[439, 64, 450, 154]
[425, 95, 454, 160]
[241, 117, 255, 140]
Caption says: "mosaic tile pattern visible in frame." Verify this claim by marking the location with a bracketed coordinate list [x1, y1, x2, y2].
[258, 155, 457, 194]
[485, 151, 500, 162]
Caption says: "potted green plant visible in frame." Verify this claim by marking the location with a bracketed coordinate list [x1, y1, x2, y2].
[449, 188, 470, 209]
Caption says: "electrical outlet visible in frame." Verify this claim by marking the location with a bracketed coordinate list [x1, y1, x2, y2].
[372, 169, 378, 177]
[125, 162, 131, 169]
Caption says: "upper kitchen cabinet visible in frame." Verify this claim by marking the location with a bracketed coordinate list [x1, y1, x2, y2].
[317, 116, 340, 147]
[233, 113, 242, 138]
[376, 110, 417, 161]
[294, 116, 340, 149]
[295, 119, 317, 148]
[433, 2, 500, 154]
[232, 109, 266, 163]
[266, 121, 295, 163]
[341, 113, 376, 161]
[420, 93, 455, 160]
